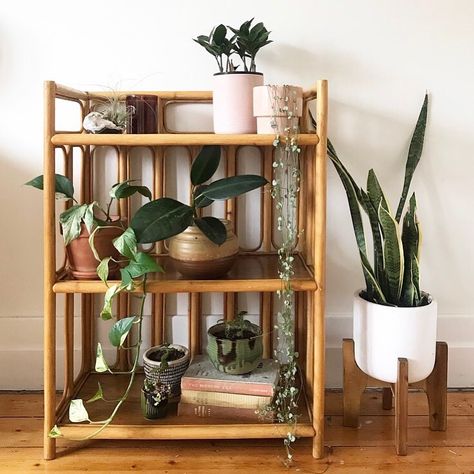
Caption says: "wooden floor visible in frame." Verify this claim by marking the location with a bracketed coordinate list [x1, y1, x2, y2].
[1, 390, 474, 473]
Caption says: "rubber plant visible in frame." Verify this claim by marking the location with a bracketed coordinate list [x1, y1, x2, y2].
[318, 94, 429, 306]
[259, 85, 302, 462]
[49, 226, 163, 439]
[130, 145, 267, 244]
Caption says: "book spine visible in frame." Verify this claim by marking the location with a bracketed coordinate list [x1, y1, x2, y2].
[181, 378, 274, 396]
[180, 390, 271, 409]
[178, 403, 267, 422]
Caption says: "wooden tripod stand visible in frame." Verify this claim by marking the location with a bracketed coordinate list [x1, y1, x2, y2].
[342, 339, 448, 455]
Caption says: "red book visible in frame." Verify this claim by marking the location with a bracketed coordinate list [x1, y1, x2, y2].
[178, 402, 273, 422]
[181, 355, 280, 396]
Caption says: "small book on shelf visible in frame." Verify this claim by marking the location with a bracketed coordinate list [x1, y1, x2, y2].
[180, 355, 280, 397]
[180, 389, 271, 409]
[177, 402, 273, 422]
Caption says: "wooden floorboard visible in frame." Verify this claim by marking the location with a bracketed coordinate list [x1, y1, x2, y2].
[1, 390, 474, 473]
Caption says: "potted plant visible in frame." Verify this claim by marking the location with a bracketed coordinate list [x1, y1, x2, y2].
[253, 85, 303, 134]
[143, 343, 190, 398]
[141, 379, 171, 420]
[193, 18, 272, 134]
[327, 94, 434, 383]
[207, 310, 263, 375]
[83, 93, 134, 134]
[26, 174, 151, 279]
[130, 144, 268, 278]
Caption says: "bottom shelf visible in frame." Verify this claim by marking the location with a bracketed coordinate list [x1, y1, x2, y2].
[57, 372, 315, 440]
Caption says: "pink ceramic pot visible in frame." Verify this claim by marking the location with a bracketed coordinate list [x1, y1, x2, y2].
[213, 72, 264, 134]
[253, 85, 303, 134]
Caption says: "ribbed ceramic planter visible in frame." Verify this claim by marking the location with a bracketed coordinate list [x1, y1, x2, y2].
[213, 72, 264, 134]
[143, 344, 190, 398]
[207, 322, 263, 375]
[140, 389, 168, 419]
[168, 219, 239, 279]
[253, 85, 303, 134]
[353, 291, 437, 383]
[65, 219, 125, 279]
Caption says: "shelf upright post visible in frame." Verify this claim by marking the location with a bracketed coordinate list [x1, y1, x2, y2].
[312, 79, 328, 459]
[43, 80, 57, 460]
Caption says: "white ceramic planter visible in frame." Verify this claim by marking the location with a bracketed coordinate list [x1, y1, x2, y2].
[213, 72, 263, 134]
[353, 291, 437, 383]
[253, 85, 303, 134]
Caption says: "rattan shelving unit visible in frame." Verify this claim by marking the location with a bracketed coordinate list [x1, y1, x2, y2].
[42, 80, 328, 460]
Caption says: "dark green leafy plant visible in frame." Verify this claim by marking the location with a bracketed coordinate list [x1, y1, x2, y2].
[193, 18, 272, 73]
[131, 145, 268, 245]
[26, 174, 151, 245]
[49, 227, 163, 439]
[319, 95, 429, 307]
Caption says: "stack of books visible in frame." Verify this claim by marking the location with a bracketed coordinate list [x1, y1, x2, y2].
[178, 355, 280, 421]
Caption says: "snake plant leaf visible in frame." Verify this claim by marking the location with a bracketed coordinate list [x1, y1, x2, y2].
[367, 169, 389, 213]
[109, 316, 136, 347]
[190, 145, 221, 185]
[59, 204, 88, 245]
[378, 205, 404, 303]
[412, 254, 421, 305]
[194, 185, 214, 208]
[194, 216, 227, 245]
[359, 250, 387, 304]
[125, 252, 163, 278]
[113, 227, 138, 260]
[95, 342, 110, 373]
[131, 198, 193, 243]
[201, 175, 268, 200]
[400, 256, 415, 307]
[395, 94, 428, 222]
[26, 173, 75, 200]
[69, 399, 90, 423]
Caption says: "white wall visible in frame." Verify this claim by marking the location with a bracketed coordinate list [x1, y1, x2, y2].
[1, 0, 473, 389]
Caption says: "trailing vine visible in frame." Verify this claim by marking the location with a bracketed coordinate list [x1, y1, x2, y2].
[264, 85, 301, 462]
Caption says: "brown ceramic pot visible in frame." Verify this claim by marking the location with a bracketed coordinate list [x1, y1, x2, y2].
[65, 219, 125, 279]
[168, 219, 239, 279]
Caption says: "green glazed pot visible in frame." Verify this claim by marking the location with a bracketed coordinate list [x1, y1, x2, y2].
[140, 389, 168, 420]
[207, 322, 263, 375]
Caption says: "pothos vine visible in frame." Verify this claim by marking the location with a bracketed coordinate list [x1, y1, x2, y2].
[262, 85, 301, 462]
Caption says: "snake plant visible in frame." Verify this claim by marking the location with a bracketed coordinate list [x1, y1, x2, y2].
[328, 95, 429, 307]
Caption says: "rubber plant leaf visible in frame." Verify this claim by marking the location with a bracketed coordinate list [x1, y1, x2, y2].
[109, 316, 136, 347]
[194, 216, 227, 245]
[25, 173, 75, 200]
[131, 198, 193, 243]
[110, 181, 152, 200]
[194, 184, 214, 208]
[395, 94, 428, 222]
[190, 145, 221, 186]
[201, 175, 267, 200]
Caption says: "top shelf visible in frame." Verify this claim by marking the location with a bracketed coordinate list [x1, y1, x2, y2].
[51, 133, 319, 147]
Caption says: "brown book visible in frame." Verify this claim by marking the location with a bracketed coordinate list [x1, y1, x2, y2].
[178, 402, 273, 422]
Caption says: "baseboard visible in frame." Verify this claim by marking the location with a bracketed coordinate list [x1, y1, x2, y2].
[1, 314, 473, 389]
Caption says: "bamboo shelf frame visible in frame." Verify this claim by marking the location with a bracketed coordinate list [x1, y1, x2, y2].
[42, 80, 328, 460]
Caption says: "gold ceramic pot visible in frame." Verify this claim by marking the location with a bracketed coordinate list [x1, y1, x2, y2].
[168, 219, 239, 279]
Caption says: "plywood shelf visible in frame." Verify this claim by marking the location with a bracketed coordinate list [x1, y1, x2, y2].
[53, 253, 317, 294]
[57, 372, 315, 440]
[51, 133, 319, 147]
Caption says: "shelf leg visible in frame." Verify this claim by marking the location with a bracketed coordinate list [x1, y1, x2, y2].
[189, 293, 201, 356]
[395, 358, 409, 455]
[261, 292, 272, 359]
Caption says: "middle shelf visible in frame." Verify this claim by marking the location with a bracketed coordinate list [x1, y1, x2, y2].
[53, 253, 317, 294]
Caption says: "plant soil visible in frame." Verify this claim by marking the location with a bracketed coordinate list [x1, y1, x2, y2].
[148, 347, 185, 363]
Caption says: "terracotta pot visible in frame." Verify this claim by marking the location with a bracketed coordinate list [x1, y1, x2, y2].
[207, 322, 263, 375]
[253, 85, 303, 134]
[65, 220, 125, 279]
[213, 72, 264, 134]
[353, 291, 437, 383]
[168, 219, 239, 279]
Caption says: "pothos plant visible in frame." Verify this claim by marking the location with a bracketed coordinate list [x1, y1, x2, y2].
[49, 226, 163, 439]
[259, 85, 302, 462]
[25, 174, 151, 244]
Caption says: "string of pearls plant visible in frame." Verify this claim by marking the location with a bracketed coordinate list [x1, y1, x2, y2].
[265, 85, 301, 462]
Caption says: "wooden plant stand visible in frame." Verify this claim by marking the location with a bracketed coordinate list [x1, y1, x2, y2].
[342, 338, 448, 455]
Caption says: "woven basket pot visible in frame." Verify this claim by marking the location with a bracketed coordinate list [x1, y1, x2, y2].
[143, 345, 190, 398]
[207, 322, 263, 375]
